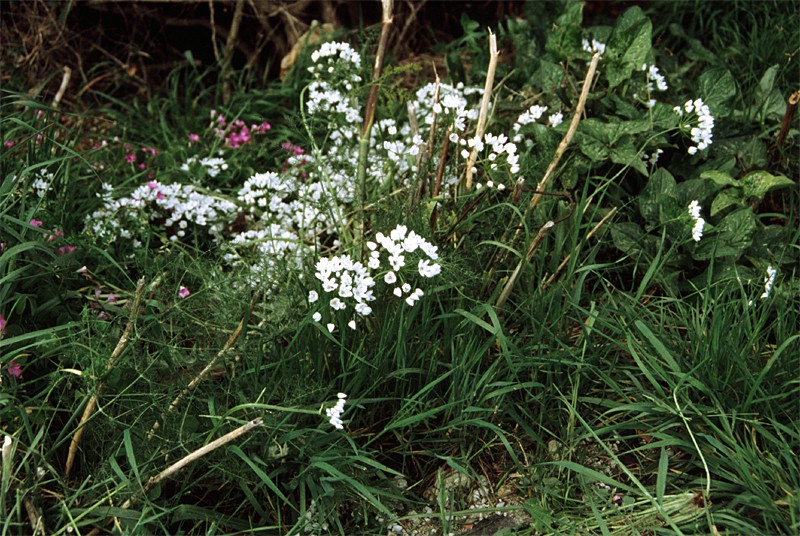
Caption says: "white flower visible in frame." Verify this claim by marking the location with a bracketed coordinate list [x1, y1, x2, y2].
[347, 319, 357, 330]
[327, 323, 336, 333]
[548, 112, 564, 127]
[384, 271, 397, 284]
[688, 201, 705, 242]
[325, 392, 347, 429]
[308, 290, 319, 303]
[418, 259, 441, 278]
[761, 265, 777, 299]
[312, 312, 322, 322]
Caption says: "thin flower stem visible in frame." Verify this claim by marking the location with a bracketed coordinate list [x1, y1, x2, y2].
[465, 30, 499, 191]
[147, 290, 261, 441]
[64, 277, 148, 479]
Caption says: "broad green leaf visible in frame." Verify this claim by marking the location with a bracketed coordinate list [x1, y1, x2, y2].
[694, 208, 756, 260]
[610, 222, 659, 260]
[610, 137, 648, 175]
[545, 0, 584, 58]
[700, 170, 737, 187]
[754, 65, 787, 120]
[532, 60, 564, 93]
[606, 6, 652, 88]
[740, 170, 794, 201]
[698, 68, 736, 118]
[639, 168, 677, 224]
[710, 189, 743, 216]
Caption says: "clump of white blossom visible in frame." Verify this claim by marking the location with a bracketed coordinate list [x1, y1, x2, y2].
[674, 99, 715, 155]
[582, 38, 606, 57]
[760, 265, 777, 299]
[86, 180, 238, 244]
[687, 200, 705, 242]
[180, 155, 229, 178]
[635, 63, 669, 108]
[305, 41, 363, 126]
[325, 392, 347, 429]
[309, 225, 441, 331]
[511, 104, 563, 146]
[412, 82, 483, 135]
[449, 131, 519, 189]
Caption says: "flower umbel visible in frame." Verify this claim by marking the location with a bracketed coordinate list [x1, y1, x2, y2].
[325, 393, 347, 429]
[688, 200, 705, 242]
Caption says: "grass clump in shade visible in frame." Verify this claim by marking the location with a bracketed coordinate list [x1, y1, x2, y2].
[1, 1, 799, 534]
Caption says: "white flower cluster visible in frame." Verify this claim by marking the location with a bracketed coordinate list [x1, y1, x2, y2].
[688, 200, 705, 242]
[325, 392, 347, 429]
[309, 225, 441, 331]
[450, 131, 519, 188]
[86, 180, 238, 243]
[760, 265, 777, 299]
[32, 171, 54, 198]
[306, 42, 363, 125]
[582, 38, 606, 57]
[412, 82, 483, 134]
[636, 63, 669, 108]
[642, 148, 663, 170]
[674, 99, 715, 155]
[180, 155, 229, 178]
[512, 104, 562, 145]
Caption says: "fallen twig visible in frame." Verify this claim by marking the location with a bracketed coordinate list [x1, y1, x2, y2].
[64, 277, 148, 478]
[147, 290, 261, 440]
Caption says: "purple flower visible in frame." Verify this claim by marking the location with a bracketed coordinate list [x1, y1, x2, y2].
[30, 219, 43, 227]
[4, 140, 14, 148]
[188, 133, 200, 142]
[179, 286, 191, 299]
[124, 153, 136, 163]
[6, 361, 22, 378]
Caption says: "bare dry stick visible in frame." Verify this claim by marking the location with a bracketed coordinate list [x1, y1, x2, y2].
[87, 418, 263, 536]
[465, 30, 499, 191]
[65, 277, 147, 478]
[494, 221, 555, 311]
[23, 495, 46, 536]
[528, 52, 600, 214]
[51, 66, 71, 109]
[147, 290, 261, 440]
[541, 206, 617, 290]
[776, 89, 800, 149]
[222, 0, 245, 105]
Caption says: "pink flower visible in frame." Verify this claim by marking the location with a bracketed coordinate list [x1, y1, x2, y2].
[56, 245, 77, 255]
[124, 153, 136, 163]
[29, 219, 43, 227]
[4, 140, 14, 148]
[188, 133, 200, 142]
[107, 293, 118, 303]
[179, 286, 191, 299]
[147, 181, 159, 189]
[6, 361, 22, 378]
[0, 313, 6, 334]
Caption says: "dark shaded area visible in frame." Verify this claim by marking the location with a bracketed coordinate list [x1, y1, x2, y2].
[1, 0, 526, 104]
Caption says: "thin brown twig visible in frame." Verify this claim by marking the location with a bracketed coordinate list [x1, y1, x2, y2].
[51, 66, 71, 109]
[222, 0, 245, 105]
[64, 277, 147, 478]
[465, 30, 499, 190]
[147, 290, 261, 441]
[87, 418, 263, 536]
[528, 52, 600, 214]
[541, 206, 617, 290]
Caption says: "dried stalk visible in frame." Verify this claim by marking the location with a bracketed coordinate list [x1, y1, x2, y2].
[541, 206, 617, 290]
[465, 30, 499, 190]
[64, 277, 147, 478]
[494, 221, 555, 311]
[147, 290, 261, 440]
[51, 66, 71, 109]
[356, 0, 394, 242]
[23, 495, 46, 536]
[528, 52, 600, 214]
[221, 0, 245, 105]
[87, 418, 263, 536]
[776, 89, 800, 149]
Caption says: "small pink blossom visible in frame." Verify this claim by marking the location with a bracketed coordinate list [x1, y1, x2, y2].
[138, 163, 147, 170]
[56, 245, 77, 255]
[6, 361, 21, 378]
[29, 219, 43, 227]
[188, 133, 200, 142]
[107, 293, 118, 303]
[4, 140, 14, 148]
[179, 286, 191, 299]
[124, 153, 136, 163]
[0, 313, 6, 334]
[147, 181, 159, 189]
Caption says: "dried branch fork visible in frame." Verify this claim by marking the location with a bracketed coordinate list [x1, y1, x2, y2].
[147, 289, 261, 440]
[65, 277, 148, 478]
[493, 53, 601, 311]
[465, 30, 499, 191]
